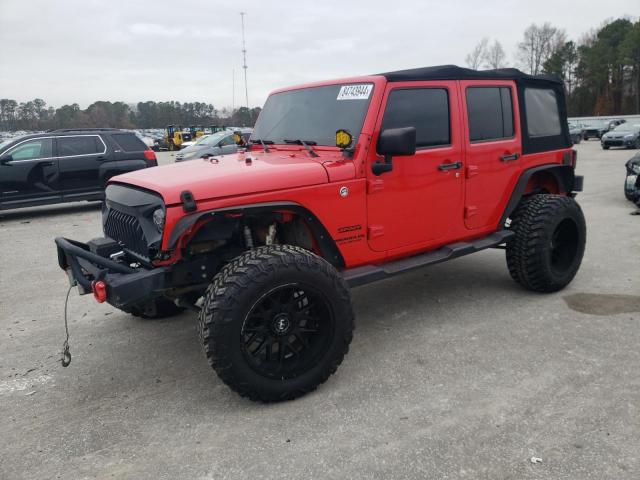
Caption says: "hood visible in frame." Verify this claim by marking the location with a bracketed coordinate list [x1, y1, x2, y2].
[111, 150, 340, 205]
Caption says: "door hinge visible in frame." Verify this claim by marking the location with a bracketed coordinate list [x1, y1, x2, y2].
[367, 178, 385, 194]
[466, 165, 479, 178]
[464, 206, 478, 219]
[368, 225, 384, 239]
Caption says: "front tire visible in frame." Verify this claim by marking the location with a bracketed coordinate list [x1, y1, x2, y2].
[506, 194, 586, 293]
[198, 245, 354, 402]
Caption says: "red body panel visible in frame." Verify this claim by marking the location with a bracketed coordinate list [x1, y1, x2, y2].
[111, 75, 572, 270]
[112, 151, 330, 205]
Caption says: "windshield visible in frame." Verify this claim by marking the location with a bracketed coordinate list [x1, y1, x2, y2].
[195, 132, 228, 146]
[252, 84, 373, 146]
[0, 138, 15, 150]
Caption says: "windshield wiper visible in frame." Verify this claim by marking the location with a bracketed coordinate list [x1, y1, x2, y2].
[284, 139, 319, 157]
[250, 138, 273, 153]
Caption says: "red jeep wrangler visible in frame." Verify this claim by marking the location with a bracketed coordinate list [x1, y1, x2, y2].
[56, 65, 585, 401]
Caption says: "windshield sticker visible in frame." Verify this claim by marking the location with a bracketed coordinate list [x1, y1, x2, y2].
[337, 84, 373, 101]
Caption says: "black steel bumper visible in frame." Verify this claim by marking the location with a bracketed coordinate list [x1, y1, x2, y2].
[55, 237, 169, 308]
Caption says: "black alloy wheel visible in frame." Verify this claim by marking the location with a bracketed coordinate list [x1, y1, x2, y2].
[241, 284, 335, 379]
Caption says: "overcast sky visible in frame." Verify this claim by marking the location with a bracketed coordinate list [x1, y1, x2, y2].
[0, 0, 637, 110]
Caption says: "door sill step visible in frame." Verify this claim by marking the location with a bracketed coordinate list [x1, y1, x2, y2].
[342, 230, 514, 288]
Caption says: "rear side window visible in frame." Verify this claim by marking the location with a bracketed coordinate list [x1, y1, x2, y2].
[58, 136, 103, 156]
[466, 87, 514, 142]
[111, 133, 147, 152]
[524, 88, 561, 137]
[381, 88, 450, 148]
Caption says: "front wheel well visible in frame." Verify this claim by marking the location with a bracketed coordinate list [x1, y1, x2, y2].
[176, 205, 344, 269]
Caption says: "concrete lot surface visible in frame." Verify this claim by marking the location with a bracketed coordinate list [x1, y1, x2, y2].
[1, 142, 639, 479]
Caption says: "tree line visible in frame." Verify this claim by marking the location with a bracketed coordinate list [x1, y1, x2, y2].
[467, 17, 639, 116]
[0, 99, 262, 132]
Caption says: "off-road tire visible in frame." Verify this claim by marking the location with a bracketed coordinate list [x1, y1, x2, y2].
[129, 297, 185, 319]
[625, 175, 638, 202]
[198, 245, 354, 402]
[506, 194, 586, 293]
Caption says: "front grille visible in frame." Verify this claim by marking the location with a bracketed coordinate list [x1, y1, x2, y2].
[104, 209, 148, 258]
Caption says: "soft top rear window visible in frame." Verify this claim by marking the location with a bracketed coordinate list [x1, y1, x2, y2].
[524, 88, 561, 138]
[112, 133, 148, 152]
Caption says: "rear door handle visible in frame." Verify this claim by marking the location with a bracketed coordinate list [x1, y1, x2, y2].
[500, 153, 520, 162]
[40, 161, 55, 166]
[96, 156, 106, 161]
[438, 161, 462, 171]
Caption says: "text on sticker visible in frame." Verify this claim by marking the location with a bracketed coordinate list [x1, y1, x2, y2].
[337, 84, 373, 100]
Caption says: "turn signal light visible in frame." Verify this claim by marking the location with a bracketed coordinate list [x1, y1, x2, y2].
[91, 280, 107, 303]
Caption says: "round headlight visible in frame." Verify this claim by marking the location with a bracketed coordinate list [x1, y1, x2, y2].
[152, 208, 165, 232]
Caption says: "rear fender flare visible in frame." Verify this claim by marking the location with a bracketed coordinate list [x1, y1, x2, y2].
[499, 164, 578, 227]
[166, 201, 345, 268]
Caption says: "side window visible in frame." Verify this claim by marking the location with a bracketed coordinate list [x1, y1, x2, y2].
[57, 136, 103, 157]
[380, 88, 450, 149]
[8, 138, 53, 160]
[524, 88, 561, 137]
[219, 135, 236, 147]
[466, 87, 514, 142]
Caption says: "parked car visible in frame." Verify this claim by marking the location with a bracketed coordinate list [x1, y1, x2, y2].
[624, 153, 640, 201]
[174, 129, 252, 162]
[568, 122, 583, 144]
[0, 128, 157, 210]
[582, 121, 608, 140]
[601, 123, 640, 150]
[56, 65, 584, 402]
[583, 118, 626, 140]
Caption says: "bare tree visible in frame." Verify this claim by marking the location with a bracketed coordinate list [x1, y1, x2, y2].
[517, 23, 566, 74]
[466, 38, 489, 70]
[484, 40, 506, 69]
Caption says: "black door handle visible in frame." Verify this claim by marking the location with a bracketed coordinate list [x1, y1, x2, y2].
[438, 161, 462, 171]
[96, 156, 106, 161]
[500, 153, 520, 162]
[40, 161, 55, 166]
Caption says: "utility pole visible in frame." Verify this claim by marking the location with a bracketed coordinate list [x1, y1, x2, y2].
[240, 12, 249, 110]
[232, 69, 235, 114]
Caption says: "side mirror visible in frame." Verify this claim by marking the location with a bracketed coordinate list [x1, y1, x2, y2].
[0, 154, 13, 165]
[373, 127, 416, 175]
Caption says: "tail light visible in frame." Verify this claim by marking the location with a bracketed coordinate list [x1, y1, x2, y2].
[571, 149, 577, 168]
[144, 149, 157, 165]
[91, 280, 107, 303]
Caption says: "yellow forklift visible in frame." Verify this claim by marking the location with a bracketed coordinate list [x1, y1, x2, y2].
[188, 126, 207, 140]
[165, 125, 193, 151]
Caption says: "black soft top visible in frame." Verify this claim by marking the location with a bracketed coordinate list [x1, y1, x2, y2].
[378, 65, 562, 85]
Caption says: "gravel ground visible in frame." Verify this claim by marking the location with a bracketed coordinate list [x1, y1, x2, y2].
[1, 141, 639, 479]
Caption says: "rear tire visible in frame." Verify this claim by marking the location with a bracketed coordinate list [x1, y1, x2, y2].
[198, 245, 354, 402]
[506, 194, 586, 293]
